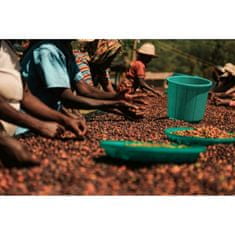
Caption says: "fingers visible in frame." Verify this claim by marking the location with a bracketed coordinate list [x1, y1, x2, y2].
[55, 124, 65, 137]
[78, 120, 87, 136]
[121, 101, 139, 110]
[132, 97, 149, 105]
[66, 119, 87, 137]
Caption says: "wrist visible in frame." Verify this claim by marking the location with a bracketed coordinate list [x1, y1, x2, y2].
[30, 120, 45, 133]
[58, 113, 69, 126]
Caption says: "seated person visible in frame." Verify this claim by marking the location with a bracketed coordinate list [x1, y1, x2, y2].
[0, 40, 87, 167]
[118, 42, 163, 96]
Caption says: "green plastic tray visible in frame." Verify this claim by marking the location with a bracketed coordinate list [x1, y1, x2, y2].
[165, 127, 235, 145]
[100, 140, 206, 163]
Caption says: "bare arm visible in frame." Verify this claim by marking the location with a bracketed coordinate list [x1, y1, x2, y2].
[21, 82, 87, 137]
[139, 78, 163, 96]
[0, 94, 46, 133]
[75, 80, 117, 100]
[54, 87, 127, 110]
[21, 81, 66, 124]
[225, 86, 235, 95]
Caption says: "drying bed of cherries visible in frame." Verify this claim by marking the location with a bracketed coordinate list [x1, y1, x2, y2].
[0, 95, 234, 195]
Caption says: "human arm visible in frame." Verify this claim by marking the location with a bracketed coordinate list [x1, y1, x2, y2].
[21, 81, 87, 137]
[138, 78, 163, 97]
[224, 86, 235, 96]
[75, 80, 117, 99]
[51, 87, 144, 120]
[0, 94, 63, 137]
[212, 86, 235, 98]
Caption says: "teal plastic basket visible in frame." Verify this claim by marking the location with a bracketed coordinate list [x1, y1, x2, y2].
[167, 75, 212, 122]
[100, 140, 206, 163]
[165, 127, 235, 145]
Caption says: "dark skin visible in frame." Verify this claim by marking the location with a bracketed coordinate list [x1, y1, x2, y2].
[21, 81, 87, 137]
[135, 53, 163, 97]
[0, 81, 87, 167]
[51, 87, 143, 117]
[75, 41, 148, 105]
[0, 135, 39, 167]
[75, 80, 148, 105]
[46, 40, 146, 118]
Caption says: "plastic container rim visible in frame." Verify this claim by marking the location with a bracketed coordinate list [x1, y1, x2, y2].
[167, 75, 212, 88]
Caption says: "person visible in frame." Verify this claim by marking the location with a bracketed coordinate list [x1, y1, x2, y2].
[211, 63, 235, 107]
[213, 89, 235, 108]
[0, 40, 87, 167]
[21, 40, 144, 120]
[74, 39, 121, 93]
[71, 40, 148, 111]
[118, 42, 163, 97]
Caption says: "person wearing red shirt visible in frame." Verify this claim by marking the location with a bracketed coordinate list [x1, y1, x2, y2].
[119, 42, 162, 97]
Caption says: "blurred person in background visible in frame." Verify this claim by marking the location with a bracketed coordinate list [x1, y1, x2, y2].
[211, 63, 235, 108]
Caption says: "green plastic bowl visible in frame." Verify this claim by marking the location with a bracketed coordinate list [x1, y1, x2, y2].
[167, 75, 212, 122]
[164, 127, 235, 145]
[100, 140, 206, 163]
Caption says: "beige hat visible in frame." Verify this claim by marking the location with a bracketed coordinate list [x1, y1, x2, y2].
[223, 63, 235, 76]
[215, 65, 225, 73]
[137, 43, 157, 57]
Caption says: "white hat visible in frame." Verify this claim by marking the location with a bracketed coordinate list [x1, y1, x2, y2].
[223, 63, 235, 76]
[137, 43, 157, 57]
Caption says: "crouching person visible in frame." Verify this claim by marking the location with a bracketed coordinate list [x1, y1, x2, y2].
[0, 40, 87, 167]
[118, 42, 163, 97]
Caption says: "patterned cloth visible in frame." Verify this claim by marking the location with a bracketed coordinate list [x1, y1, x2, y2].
[73, 49, 93, 85]
[73, 40, 121, 87]
[90, 40, 121, 67]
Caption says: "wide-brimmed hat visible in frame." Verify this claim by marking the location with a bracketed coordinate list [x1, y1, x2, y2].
[137, 43, 157, 57]
[222, 63, 235, 76]
[215, 65, 225, 73]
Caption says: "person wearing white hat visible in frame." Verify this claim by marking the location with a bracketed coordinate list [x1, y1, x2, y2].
[118, 42, 162, 97]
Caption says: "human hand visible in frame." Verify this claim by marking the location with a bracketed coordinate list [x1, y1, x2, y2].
[0, 136, 39, 167]
[63, 117, 87, 137]
[39, 121, 65, 138]
[117, 100, 146, 119]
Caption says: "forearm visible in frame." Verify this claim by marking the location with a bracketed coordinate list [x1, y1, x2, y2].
[225, 86, 235, 95]
[0, 96, 44, 132]
[75, 81, 117, 100]
[60, 88, 121, 109]
[21, 89, 66, 125]
[139, 78, 156, 93]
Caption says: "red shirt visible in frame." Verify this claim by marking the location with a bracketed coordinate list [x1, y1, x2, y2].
[126, 60, 146, 80]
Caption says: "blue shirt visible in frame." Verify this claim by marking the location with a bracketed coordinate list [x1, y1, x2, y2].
[16, 41, 83, 136]
[21, 41, 83, 110]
